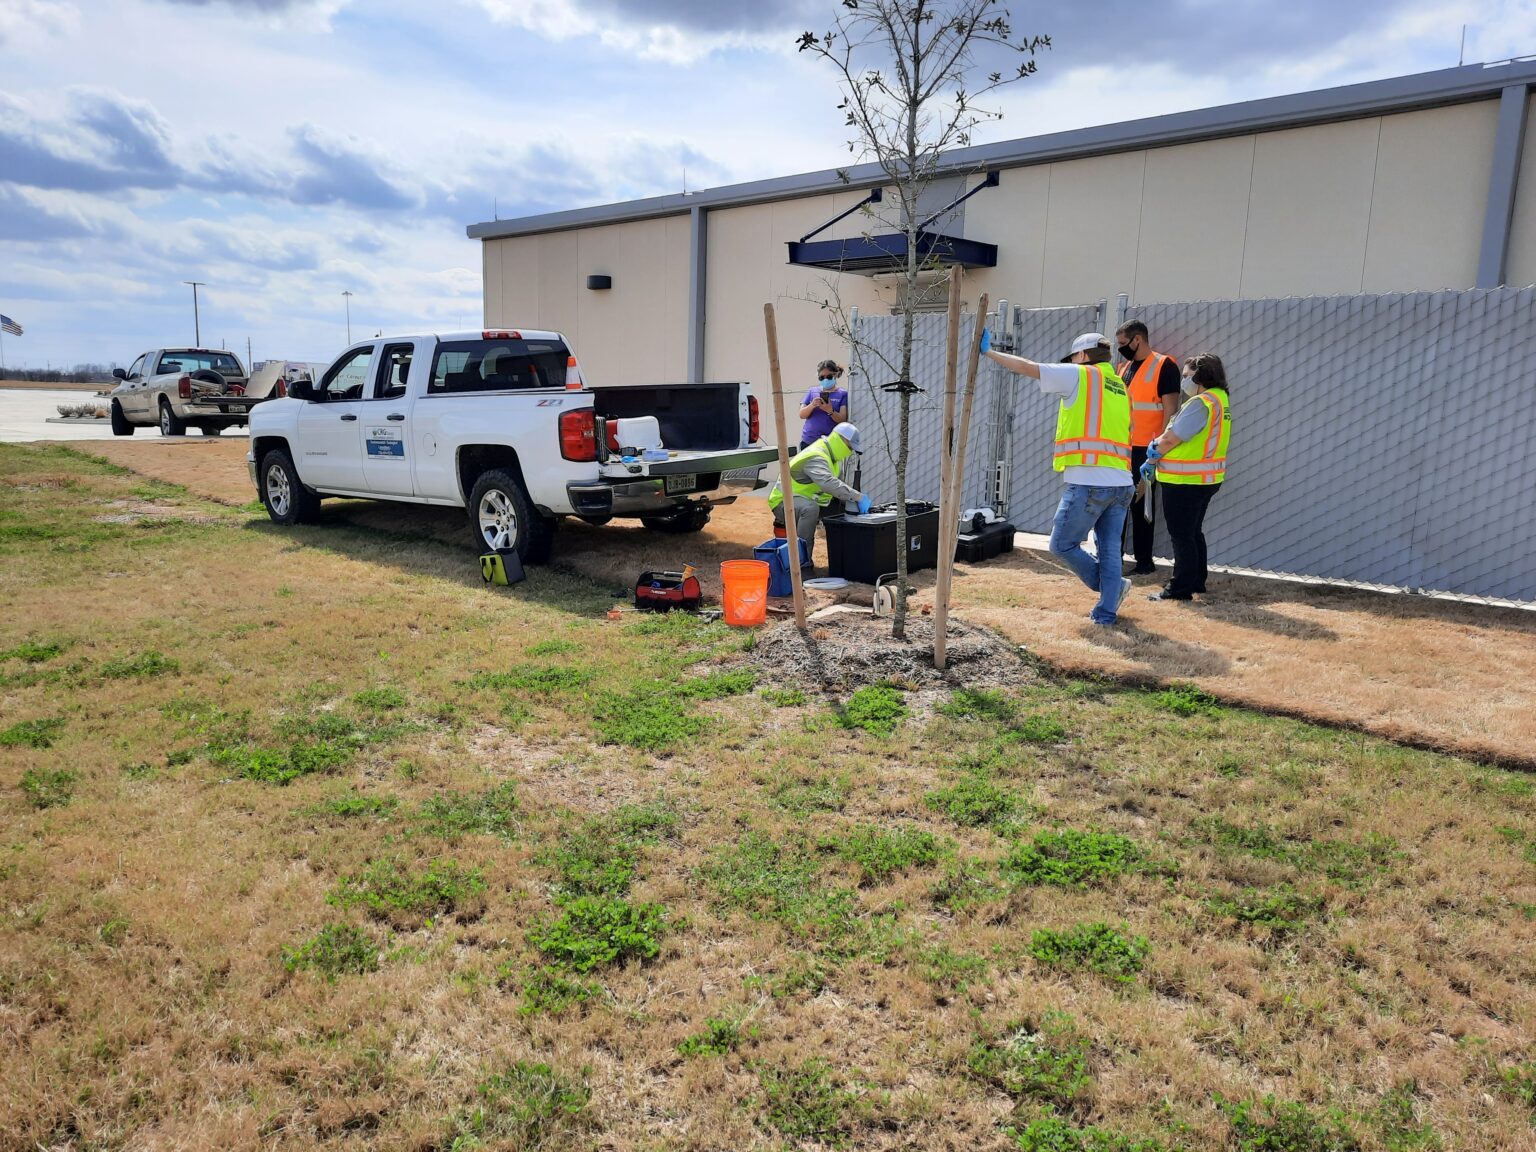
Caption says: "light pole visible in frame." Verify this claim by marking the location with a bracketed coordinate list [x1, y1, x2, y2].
[183, 281, 206, 345]
[342, 291, 354, 344]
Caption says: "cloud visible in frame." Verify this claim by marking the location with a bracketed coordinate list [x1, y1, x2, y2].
[0, 91, 181, 193]
[287, 125, 421, 211]
[0, 0, 76, 46]
[0, 184, 115, 241]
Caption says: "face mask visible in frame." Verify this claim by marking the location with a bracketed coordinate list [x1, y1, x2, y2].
[1181, 374, 1198, 395]
[1117, 343, 1136, 361]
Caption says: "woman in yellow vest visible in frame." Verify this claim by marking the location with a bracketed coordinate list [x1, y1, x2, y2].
[1141, 353, 1231, 602]
[983, 330, 1136, 626]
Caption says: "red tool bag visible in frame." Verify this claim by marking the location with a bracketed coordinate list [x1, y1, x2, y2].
[633, 570, 701, 612]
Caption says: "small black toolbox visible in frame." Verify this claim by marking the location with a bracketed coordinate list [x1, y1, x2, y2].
[954, 522, 1016, 563]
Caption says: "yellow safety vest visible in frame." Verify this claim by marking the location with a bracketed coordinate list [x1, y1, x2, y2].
[1156, 388, 1230, 485]
[1053, 364, 1131, 472]
[768, 434, 848, 509]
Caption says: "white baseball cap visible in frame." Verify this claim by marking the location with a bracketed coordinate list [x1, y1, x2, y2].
[1061, 332, 1110, 362]
[832, 423, 862, 454]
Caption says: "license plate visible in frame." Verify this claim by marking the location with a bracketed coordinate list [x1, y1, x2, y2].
[664, 474, 696, 494]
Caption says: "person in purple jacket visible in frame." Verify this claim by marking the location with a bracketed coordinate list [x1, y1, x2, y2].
[798, 359, 849, 448]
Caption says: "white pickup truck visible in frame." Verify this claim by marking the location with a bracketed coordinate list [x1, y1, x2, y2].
[246, 329, 777, 561]
[109, 347, 271, 436]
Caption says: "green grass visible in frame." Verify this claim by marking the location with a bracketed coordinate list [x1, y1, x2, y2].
[1009, 1110, 1175, 1151]
[930, 858, 1007, 912]
[590, 689, 709, 751]
[762, 687, 808, 708]
[328, 857, 487, 923]
[20, 767, 78, 809]
[926, 771, 1024, 828]
[282, 923, 381, 980]
[938, 687, 1018, 723]
[1205, 885, 1326, 934]
[823, 824, 942, 884]
[352, 685, 407, 711]
[510, 965, 605, 1016]
[1, 717, 66, 749]
[98, 649, 178, 680]
[837, 682, 908, 735]
[212, 738, 354, 785]
[468, 663, 597, 694]
[300, 789, 400, 821]
[1370, 1083, 1442, 1150]
[1, 639, 66, 663]
[1154, 681, 1221, 716]
[678, 1015, 757, 1057]
[1029, 923, 1149, 983]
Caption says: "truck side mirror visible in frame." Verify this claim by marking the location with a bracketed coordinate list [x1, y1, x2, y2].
[286, 378, 316, 401]
[112, 368, 127, 380]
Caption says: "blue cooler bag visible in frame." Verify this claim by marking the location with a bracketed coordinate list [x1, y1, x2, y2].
[753, 538, 811, 596]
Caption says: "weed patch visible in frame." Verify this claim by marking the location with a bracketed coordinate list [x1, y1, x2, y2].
[1029, 923, 1149, 983]
[530, 896, 665, 972]
[755, 1058, 867, 1148]
[328, 858, 487, 924]
[469, 664, 596, 694]
[1, 639, 65, 663]
[967, 1012, 1093, 1115]
[213, 739, 353, 785]
[1205, 885, 1326, 934]
[824, 824, 942, 884]
[1499, 1061, 1536, 1113]
[1217, 1094, 1361, 1151]
[926, 771, 1023, 828]
[282, 923, 381, 980]
[912, 943, 989, 993]
[1369, 1083, 1441, 1150]
[301, 789, 399, 821]
[546, 802, 675, 899]
[526, 639, 579, 657]
[1009, 1110, 1174, 1151]
[1, 717, 66, 749]
[762, 687, 807, 708]
[931, 858, 1007, 912]
[590, 688, 709, 751]
[98, 650, 178, 680]
[1154, 682, 1220, 716]
[837, 683, 908, 736]
[509, 965, 604, 1016]
[1003, 829, 1153, 888]
[446, 1062, 591, 1150]
[939, 687, 1018, 723]
[766, 769, 849, 814]
[20, 767, 77, 809]
[1014, 713, 1069, 743]
[415, 782, 520, 840]
[352, 686, 407, 711]
[671, 669, 756, 699]
[678, 1015, 757, 1057]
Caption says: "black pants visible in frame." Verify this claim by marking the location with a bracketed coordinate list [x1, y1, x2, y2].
[1161, 482, 1220, 596]
[1126, 445, 1155, 566]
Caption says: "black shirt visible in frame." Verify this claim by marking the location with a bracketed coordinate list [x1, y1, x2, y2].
[1124, 355, 1182, 397]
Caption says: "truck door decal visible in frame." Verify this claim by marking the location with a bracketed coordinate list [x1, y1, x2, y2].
[365, 426, 405, 458]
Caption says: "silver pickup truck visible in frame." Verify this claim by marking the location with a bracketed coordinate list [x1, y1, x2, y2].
[108, 347, 273, 436]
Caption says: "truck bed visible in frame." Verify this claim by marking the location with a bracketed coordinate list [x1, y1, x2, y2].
[591, 383, 741, 452]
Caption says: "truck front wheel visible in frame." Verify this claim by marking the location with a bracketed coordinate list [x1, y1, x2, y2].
[469, 469, 550, 563]
[260, 449, 321, 525]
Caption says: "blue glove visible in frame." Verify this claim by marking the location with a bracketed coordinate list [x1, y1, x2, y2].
[978, 328, 991, 354]
[1139, 459, 1156, 483]
[856, 494, 872, 516]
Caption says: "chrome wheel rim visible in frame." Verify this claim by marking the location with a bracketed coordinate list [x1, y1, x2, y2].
[478, 489, 517, 550]
[266, 464, 291, 518]
[160, 407, 172, 435]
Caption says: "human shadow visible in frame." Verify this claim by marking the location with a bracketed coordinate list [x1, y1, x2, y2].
[1076, 619, 1232, 677]
[1193, 596, 1339, 642]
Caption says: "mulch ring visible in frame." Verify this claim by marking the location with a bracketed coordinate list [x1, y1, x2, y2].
[742, 610, 1036, 710]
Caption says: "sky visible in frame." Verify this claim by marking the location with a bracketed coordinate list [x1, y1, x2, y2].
[1, 0, 1533, 370]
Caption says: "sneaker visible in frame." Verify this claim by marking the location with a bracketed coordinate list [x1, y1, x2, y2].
[1147, 589, 1192, 602]
[1112, 577, 1132, 614]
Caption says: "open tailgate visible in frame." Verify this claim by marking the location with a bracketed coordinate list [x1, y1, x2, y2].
[598, 445, 777, 491]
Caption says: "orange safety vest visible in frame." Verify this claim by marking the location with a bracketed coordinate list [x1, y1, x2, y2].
[1121, 352, 1172, 447]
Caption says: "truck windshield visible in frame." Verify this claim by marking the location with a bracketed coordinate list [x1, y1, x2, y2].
[428, 338, 570, 393]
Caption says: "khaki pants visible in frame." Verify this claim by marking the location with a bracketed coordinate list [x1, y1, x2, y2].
[771, 495, 823, 547]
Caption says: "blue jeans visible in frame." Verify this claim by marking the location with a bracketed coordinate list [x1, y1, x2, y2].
[1049, 484, 1133, 624]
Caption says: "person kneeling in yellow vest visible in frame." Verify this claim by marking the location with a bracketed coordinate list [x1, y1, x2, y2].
[1141, 353, 1231, 602]
[983, 330, 1136, 626]
[768, 423, 870, 550]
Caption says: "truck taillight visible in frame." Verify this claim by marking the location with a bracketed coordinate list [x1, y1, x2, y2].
[748, 395, 760, 443]
[559, 408, 597, 462]
[275, 378, 287, 398]
[482, 329, 521, 339]
[177, 375, 191, 399]
[564, 355, 584, 391]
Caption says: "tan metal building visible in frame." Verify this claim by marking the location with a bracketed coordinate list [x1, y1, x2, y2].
[469, 60, 1536, 393]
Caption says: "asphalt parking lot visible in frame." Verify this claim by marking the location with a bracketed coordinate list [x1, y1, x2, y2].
[0, 388, 248, 444]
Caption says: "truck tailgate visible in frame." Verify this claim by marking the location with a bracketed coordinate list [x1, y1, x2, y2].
[598, 445, 778, 482]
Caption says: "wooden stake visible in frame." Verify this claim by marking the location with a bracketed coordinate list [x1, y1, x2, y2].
[934, 268, 964, 670]
[763, 303, 806, 631]
[935, 291, 989, 671]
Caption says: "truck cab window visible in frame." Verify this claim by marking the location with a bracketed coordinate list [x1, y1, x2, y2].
[428, 339, 570, 393]
[126, 355, 146, 381]
[376, 344, 413, 400]
[321, 348, 374, 401]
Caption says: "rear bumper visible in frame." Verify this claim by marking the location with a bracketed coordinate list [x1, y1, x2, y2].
[566, 482, 614, 517]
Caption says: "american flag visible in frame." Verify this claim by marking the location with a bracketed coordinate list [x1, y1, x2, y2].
[0, 315, 21, 337]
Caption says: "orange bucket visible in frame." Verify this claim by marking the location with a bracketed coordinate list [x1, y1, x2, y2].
[720, 560, 770, 627]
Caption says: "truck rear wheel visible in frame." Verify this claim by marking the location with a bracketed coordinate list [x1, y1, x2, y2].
[642, 506, 711, 534]
[158, 399, 186, 437]
[260, 449, 321, 525]
[110, 401, 134, 436]
[469, 469, 551, 563]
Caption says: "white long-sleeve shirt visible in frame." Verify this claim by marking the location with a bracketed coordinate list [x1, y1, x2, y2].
[1035, 363, 1134, 488]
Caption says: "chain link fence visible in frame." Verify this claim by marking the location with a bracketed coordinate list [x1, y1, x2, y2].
[844, 288, 1536, 604]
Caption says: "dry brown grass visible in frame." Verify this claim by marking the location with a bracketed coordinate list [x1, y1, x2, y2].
[5, 443, 1535, 1150]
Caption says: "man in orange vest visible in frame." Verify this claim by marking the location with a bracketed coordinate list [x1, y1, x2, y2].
[1115, 320, 1181, 575]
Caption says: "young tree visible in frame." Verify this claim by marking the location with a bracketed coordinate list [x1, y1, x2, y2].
[798, 1, 1046, 638]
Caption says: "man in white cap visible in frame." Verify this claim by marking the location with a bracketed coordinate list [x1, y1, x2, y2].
[981, 330, 1135, 626]
[768, 422, 871, 548]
